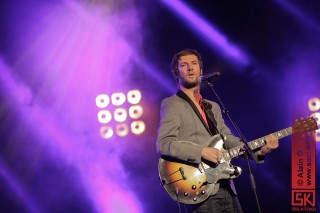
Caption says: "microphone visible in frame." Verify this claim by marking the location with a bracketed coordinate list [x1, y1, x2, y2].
[198, 72, 221, 84]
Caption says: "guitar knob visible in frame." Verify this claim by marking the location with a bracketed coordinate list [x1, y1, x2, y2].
[160, 179, 166, 186]
[184, 192, 188, 196]
[193, 197, 197, 201]
[201, 190, 206, 195]
[192, 185, 196, 190]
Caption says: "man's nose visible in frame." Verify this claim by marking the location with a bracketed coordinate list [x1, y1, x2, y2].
[187, 64, 193, 71]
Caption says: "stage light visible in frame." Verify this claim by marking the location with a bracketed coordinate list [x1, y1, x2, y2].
[127, 90, 141, 104]
[308, 97, 320, 112]
[100, 126, 113, 139]
[111, 92, 126, 106]
[116, 123, 129, 137]
[96, 90, 145, 139]
[114, 108, 127, 122]
[131, 121, 145, 135]
[97, 110, 112, 124]
[96, 94, 110, 108]
[129, 105, 143, 119]
[310, 112, 320, 142]
[308, 97, 320, 143]
[310, 112, 320, 125]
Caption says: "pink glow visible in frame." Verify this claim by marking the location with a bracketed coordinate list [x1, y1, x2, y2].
[1, 1, 144, 212]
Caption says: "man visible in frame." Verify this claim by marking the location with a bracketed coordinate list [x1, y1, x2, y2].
[156, 49, 279, 212]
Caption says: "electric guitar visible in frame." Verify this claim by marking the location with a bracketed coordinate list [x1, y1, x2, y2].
[158, 117, 318, 204]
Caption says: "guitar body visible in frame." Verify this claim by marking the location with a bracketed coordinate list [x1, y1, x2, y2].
[158, 157, 214, 204]
[158, 134, 242, 204]
[158, 117, 318, 205]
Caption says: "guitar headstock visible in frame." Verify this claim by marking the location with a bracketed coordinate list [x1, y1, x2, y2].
[292, 117, 319, 134]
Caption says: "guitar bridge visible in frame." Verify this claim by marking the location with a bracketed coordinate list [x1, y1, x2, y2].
[179, 167, 187, 180]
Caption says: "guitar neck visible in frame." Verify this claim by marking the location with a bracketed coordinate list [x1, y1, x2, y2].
[223, 117, 318, 161]
[223, 127, 293, 161]
[247, 127, 292, 150]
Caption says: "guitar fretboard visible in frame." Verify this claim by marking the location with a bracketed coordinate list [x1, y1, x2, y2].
[248, 127, 292, 150]
[223, 127, 293, 161]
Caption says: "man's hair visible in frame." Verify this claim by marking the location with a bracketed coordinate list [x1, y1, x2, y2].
[171, 48, 203, 82]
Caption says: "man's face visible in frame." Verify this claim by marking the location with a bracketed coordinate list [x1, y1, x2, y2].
[177, 54, 202, 89]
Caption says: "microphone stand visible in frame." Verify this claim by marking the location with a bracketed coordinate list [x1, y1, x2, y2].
[205, 79, 262, 213]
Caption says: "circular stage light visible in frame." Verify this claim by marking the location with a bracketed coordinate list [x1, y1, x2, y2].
[127, 90, 141, 104]
[116, 123, 129, 137]
[96, 94, 110, 108]
[131, 121, 145, 135]
[114, 108, 128, 122]
[308, 97, 320, 112]
[97, 110, 112, 124]
[111, 92, 126, 106]
[310, 112, 320, 125]
[100, 126, 113, 139]
[129, 105, 143, 119]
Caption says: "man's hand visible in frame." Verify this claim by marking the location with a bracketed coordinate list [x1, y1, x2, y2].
[201, 147, 223, 164]
[260, 134, 279, 156]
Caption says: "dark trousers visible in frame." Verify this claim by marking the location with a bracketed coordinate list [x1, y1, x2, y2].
[182, 186, 243, 213]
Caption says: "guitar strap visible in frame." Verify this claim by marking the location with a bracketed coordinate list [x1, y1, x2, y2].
[202, 100, 220, 135]
[176, 90, 219, 136]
